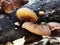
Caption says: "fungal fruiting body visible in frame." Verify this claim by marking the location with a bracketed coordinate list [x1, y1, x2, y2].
[22, 22, 51, 36]
[3, 2, 13, 14]
[0, 0, 28, 14]
[48, 22, 60, 31]
[16, 8, 38, 22]
[39, 11, 45, 16]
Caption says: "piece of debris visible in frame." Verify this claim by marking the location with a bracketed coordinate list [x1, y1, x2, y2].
[14, 22, 20, 26]
[5, 42, 13, 45]
[14, 28, 17, 30]
[13, 36, 25, 45]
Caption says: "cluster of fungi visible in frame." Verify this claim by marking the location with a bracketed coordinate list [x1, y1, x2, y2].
[0, 0, 60, 45]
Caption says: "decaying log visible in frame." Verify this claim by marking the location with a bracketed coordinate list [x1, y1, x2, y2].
[21, 0, 60, 22]
[0, 0, 60, 45]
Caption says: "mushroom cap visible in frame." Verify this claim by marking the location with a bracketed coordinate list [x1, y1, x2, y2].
[22, 22, 51, 36]
[48, 22, 60, 31]
[16, 8, 38, 22]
